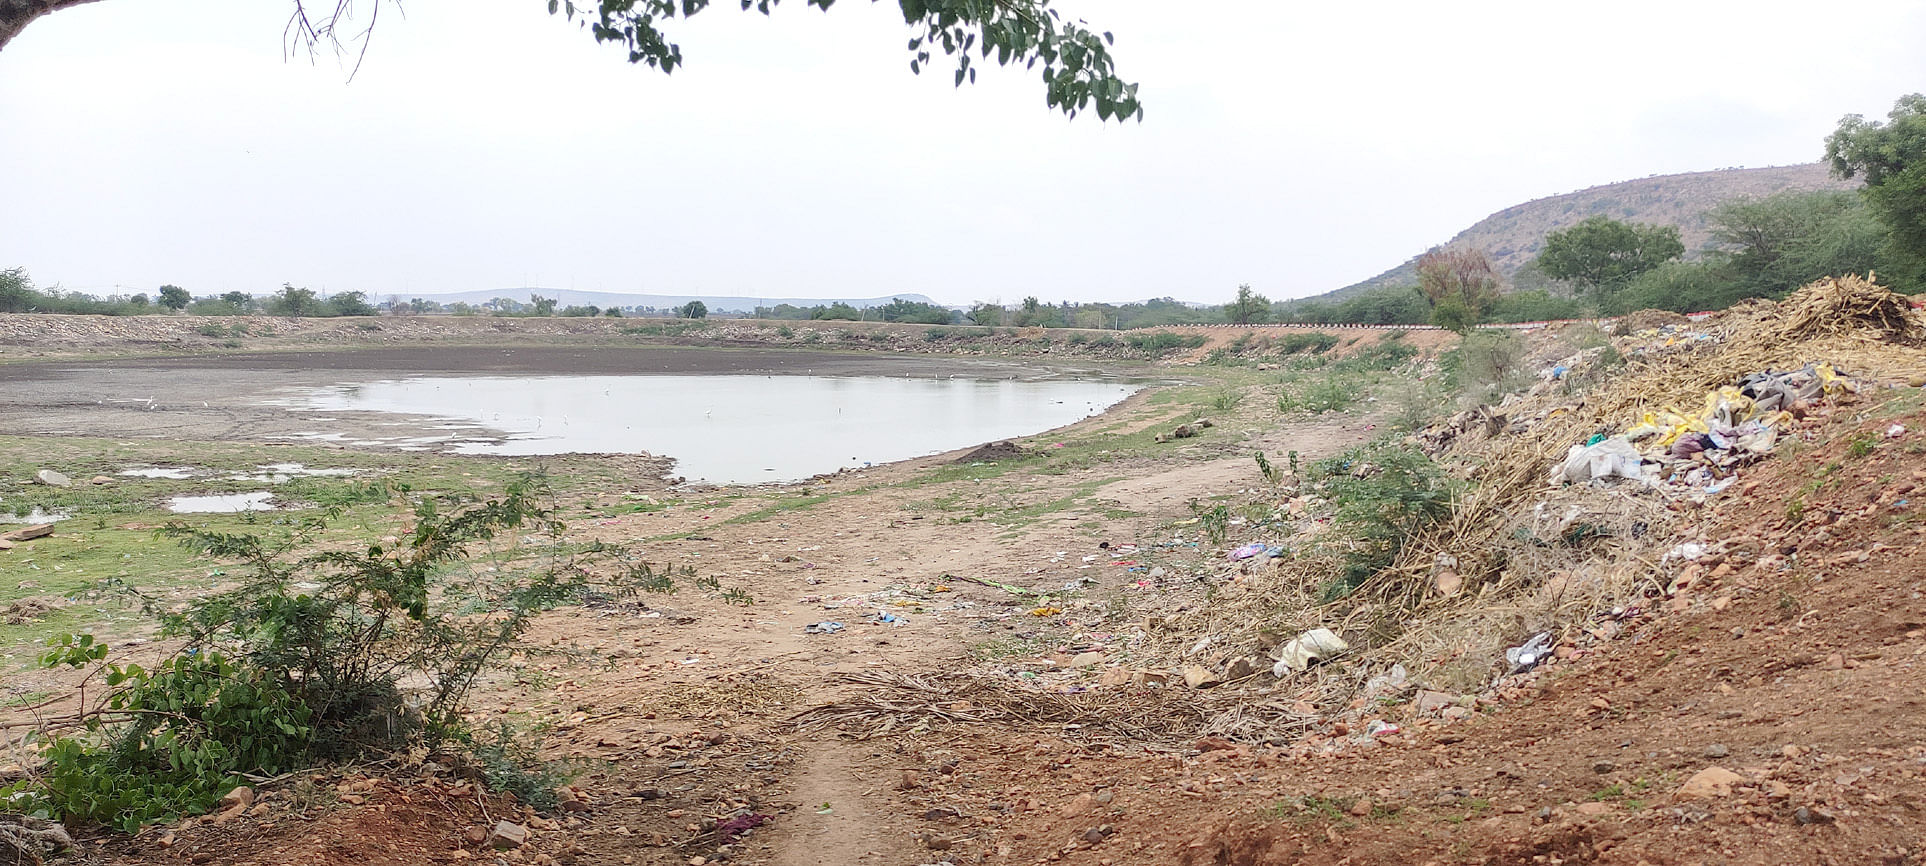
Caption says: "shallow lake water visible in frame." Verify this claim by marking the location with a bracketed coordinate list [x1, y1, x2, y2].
[286, 375, 1140, 484]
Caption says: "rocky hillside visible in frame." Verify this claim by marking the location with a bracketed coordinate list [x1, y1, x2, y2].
[1325, 163, 1858, 300]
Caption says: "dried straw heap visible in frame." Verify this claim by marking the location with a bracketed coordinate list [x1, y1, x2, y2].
[1774, 273, 1926, 346]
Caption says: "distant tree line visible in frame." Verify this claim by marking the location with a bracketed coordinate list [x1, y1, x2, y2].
[0, 273, 380, 318]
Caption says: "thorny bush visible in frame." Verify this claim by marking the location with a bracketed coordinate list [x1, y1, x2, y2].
[1312, 440, 1457, 599]
[3, 474, 676, 831]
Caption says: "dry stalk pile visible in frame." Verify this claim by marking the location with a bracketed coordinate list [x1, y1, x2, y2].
[1774, 273, 1926, 346]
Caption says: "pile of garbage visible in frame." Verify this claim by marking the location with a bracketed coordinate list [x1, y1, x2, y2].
[1552, 362, 1850, 501]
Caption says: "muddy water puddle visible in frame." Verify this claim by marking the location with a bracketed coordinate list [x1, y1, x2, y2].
[167, 492, 277, 513]
[278, 375, 1139, 484]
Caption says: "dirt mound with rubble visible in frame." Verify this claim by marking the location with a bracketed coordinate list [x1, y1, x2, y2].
[952, 441, 1033, 464]
[1068, 402, 1926, 866]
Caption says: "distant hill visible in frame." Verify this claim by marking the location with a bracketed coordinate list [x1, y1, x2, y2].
[383, 289, 945, 312]
[1318, 163, 1859, 301]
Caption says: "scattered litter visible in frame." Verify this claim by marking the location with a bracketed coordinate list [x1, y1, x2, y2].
[1272, 628, 1348, 676]
[804, 621, 845, 635]
[716, 813, 770, 840]
[1228, 542, 1267, 561]
[948, 574, 1038, 596]
[1364, 663, 1409, 698]
[1364, 720, 1400, 738]
[1662, 542, 1707, 564]
[1552, 437, 1645, 485]
[1505, 632, 1553, 673]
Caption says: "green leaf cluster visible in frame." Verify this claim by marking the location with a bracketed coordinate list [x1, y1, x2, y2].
[550, 0, 1140, 121]
[1311, 440, 1455, 599]
[10, 637, 312, 832]
[1827, 93, 1926, 284]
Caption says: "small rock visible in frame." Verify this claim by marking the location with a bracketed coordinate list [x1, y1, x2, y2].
[1181, 665, 1221, 689]
[219, 786, 256, 810]
[1414, 690, 1457, 714]
[1703, 744, 1730, 759]
[1574, 801, 1612, 816]
[1060, 793, 1095, 818]
[1070, 652, 1104, 669]
[1348, 799, 1372, 817]
[1591, 760, 1617, 775]
[487, 820, 530, 849]
[463, 826, 490, 845]
[1794, 806, 1835, 825]
[89, 475, 113, 485]
[1224, 657, 1260, 680]
[33, 469, 71, 487]
[923, 833, 952, 851]
[1675, 766, 1746, 801]
[1083, 827, 1105, 844]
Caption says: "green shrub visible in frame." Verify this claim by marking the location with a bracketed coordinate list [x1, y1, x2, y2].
[1277, 332, 1339, 354]
[1207, 388, 1243, 412]
[1311, 440, 1455, 598]
[1341, 339, 1418, 371]
[5, 475, 666, 831]
[462, 720, 585, 813]
[1277, 372, 1359, 414]
[14, 638, 312, 832]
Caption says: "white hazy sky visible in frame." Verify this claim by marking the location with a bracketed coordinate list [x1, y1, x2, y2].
[3, 1, 1924, 306]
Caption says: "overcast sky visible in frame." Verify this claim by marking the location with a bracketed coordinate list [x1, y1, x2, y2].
[3, 1, 1924, 306]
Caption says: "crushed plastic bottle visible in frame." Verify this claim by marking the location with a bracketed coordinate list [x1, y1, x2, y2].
[1505, 632, 1553, 673]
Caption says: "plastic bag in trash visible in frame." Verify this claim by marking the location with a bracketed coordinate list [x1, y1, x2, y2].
[1364, 663, 1409, 698]
[1272, 628, 1348, 676]
[804, 621, 845, 634]
[1552, 437, 1646, 485]
[1228, 542, 1267, 561]
[1505, 632, 1552, 673]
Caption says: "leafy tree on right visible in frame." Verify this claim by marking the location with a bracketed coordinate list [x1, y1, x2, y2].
[1827, 93, 1926, 288]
